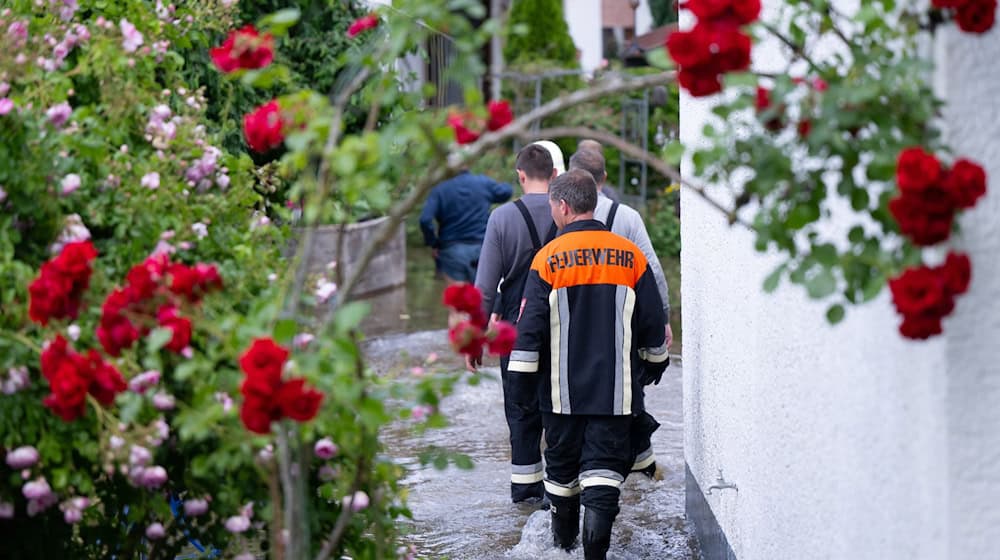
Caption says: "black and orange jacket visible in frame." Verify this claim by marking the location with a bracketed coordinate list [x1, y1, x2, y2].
[508, 219, 668, 416]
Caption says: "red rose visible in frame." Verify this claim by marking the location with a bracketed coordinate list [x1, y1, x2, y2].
[240, 396, 280, 434]
[442, 283, 482, 314]
[956, 0, 997, 33]
[665, 25, 714, 68]
[447, 112, 480, 145]
[896, 147, 942, 195]
[943, 158, 987, 208]
[210, 25, 275, 74]
[126, 262, 159, 301]
[86, 351, 126, 406]
[239, 338, 289, 397]
[486, 321, 517, 356]
[888, 266, 952, 316]
[243, 100, 285, 153]
[938, 251, 972, 295]
[687, 0, 762, 25]
[193, 263, 223, 294]
[42, 352, 90, 422]
[898, 313, 944, 340]
[711, 25, 752, 73]
[797, 119, 812, 138]
[888, 195, 954, 246]
[41, 336, 71, 380]
[449, 320, 486, 357]
[167, 263, 199, 299]
[97, 314, 141, 357]
[347, 14, 379, 38]
[486, 100, 514, 132]
[43, 363, 89, 422]
[275, 378, 324, 422]
[157, 306, 192, 353]
[54, 241, 98, 282]
[677, 66, 723, 97]
[755, 86, 785, 131]
[27, 242, 97, 325]
[28, 267, 74, 325]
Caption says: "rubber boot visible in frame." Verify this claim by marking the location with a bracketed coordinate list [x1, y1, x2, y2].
[550, 497, 580, 552]
[582, 508, 614, 560]
[511, 481, 544, 504]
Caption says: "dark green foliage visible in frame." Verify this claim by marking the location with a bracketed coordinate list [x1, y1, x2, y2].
[180, 0, 367, 155]
[650, 0, 679, 26]
[503, 0, 578, 67]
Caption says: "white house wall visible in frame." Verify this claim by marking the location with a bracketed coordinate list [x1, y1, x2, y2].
[563, 0, 603, 74]
[936, 24, 1000, 559]
[681, 1, 955, 558]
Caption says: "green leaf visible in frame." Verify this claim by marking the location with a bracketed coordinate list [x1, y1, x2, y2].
[806, 269, 837, 299]
[259, 8, 301, 36]
[812, 243, 838, 267]
[273, 318, 298, 345]
[335, 301, 371, 332]
[848, 226, 866, 244]
[826, 304, 846, 324]
[786, 204, 820, 230]
[147, 327, 173, 353]
[723, 72, 758, 89]
[663, 140, 685, 167]
[174, 361, 201, 382]
[763, 264, 785, 293]
[453, 454, 474, 470]
[645, 47, 674, 70]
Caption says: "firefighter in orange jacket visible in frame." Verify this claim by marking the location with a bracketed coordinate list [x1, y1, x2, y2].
[507, 170, 669, 559]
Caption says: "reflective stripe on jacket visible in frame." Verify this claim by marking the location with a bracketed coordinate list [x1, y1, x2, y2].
[509, 219, 668, 416]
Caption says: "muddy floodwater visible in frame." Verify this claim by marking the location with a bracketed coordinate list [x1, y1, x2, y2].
[366, 329, 698, 560]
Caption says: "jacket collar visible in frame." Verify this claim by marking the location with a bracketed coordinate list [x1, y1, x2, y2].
[559, 218, 608, 235]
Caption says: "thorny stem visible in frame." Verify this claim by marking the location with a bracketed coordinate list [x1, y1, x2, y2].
[313, 331, 370, 560]
[275, 424, 299, 559]
[760, 21, 822, 74]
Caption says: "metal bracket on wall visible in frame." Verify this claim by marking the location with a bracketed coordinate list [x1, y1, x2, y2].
[706, 469, 738, 495]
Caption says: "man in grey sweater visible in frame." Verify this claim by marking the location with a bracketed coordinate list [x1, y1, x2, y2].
[568, 147, 673, 479]
[471, 143, 558, 503]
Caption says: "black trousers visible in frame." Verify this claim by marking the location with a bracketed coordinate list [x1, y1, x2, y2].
[500, 356, 544, 500]
[541, 413, 632, 516]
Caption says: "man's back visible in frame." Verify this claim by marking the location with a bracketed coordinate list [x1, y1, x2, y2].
[419, 171, 512, 248]
[474, 192, 553, 320]
[510, 219, 667, 416]
[593, 195, 670, 320]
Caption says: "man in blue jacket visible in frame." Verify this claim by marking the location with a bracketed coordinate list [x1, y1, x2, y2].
[508, 169, 668, 559]
[419, 169, 513, 284]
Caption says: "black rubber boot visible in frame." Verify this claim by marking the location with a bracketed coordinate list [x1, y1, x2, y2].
[550, 497, 580, 552]
[511, 481, 544, 503]
[582, 508, 614, 560]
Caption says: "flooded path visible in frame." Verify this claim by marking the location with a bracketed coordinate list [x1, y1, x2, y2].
[365, 330, 697, 559]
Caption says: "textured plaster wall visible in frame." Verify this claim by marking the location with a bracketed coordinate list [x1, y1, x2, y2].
[681, 2, 956, 558]
[936, 25, 1000, 559]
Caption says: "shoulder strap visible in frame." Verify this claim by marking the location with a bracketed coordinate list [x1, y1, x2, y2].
[514, 198, 543, 250]
[605, 201, 620, 231]
[544, 221, 557, 244]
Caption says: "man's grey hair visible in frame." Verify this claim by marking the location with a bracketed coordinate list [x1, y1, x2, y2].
[568, 149, 606, 187]
[549, 169, 598, 214]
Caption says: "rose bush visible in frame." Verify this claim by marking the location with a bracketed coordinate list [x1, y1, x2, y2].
[0, 2, 468, 558]
[662, 0, 990, 339]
